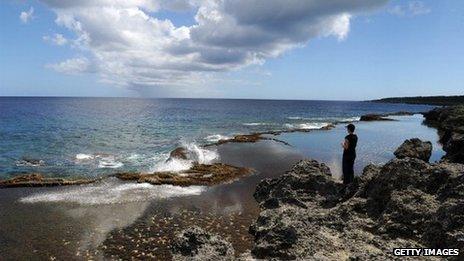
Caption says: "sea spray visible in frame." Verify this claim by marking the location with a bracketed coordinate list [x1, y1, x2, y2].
[150, 141, 219, 172]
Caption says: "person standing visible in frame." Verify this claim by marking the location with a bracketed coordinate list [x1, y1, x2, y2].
[341, 123, 358, 184]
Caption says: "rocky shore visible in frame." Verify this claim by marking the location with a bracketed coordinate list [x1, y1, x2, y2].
[173, 137, 464, 260]
[423, 105, 464, 163]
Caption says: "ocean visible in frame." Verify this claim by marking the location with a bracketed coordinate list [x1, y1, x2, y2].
[0, 97, 437, 178]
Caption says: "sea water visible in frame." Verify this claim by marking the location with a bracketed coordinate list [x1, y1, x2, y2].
[0, 97, 435, 178]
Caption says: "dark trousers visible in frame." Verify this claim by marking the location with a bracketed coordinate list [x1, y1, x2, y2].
[342, 155, 355, 185]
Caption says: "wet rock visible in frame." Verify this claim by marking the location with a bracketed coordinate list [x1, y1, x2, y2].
[0, 173, 97, 188]
[116, 163, 254, 186]
[393, 138, 432, 162]
[360, 114, 395, 121]
[423, 105, 464, 163]
[171, 227, 234, 261]
[169, 147, 188, 160]
[360, 111, 415, 122]
[249, 140, 464, 260]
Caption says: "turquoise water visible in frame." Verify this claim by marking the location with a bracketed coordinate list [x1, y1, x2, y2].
[0, 97, 435, 178]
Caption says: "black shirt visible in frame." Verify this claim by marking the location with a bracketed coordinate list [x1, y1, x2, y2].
[343, 134, 358, 158]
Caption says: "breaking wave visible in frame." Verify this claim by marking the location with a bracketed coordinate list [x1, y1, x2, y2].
[205, 134, 231, 143]
[284, 122, 331, 130]
[150, 142, 219, 172]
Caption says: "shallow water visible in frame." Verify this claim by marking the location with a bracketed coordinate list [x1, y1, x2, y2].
[0, 114, 444, 260]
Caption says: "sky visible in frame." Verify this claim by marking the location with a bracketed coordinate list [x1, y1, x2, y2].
[0, 0, 463, 100]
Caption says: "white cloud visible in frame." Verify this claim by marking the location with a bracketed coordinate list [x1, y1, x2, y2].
[43, 33, 68, 46]
[40, 0, 388, 90]
[20, 7, 34, 24]
[408, 1, 431, 16]
[388, 1, 430, 17]
[46, 57, 90, 74]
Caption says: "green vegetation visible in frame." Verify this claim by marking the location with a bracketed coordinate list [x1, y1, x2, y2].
[372, 95, 464, 106]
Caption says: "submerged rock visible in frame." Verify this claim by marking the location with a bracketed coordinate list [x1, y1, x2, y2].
[393, 138, 432, 162]
[171, 227, 234, 261]
[115, 163, 254, 186]
[248, 139, 464, 260]
[0, 173, 97, 188]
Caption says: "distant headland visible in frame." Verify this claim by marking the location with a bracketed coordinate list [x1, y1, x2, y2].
[372, 95, 464, 106]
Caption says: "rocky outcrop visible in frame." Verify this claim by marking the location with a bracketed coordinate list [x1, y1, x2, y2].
[115, 163, 254, 186]
[360, 114, 394, 121]
[171, 227, 235, 261]
[248, 140, 464, 260]
[360, 111, 414, 122]
[204, 133, 291, 147]
[423, 105, 464, 163]
[394, 138, 432, 162]
[0, 173, 97, 188]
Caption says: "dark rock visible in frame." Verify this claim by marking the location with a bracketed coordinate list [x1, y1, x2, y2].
[169, 147, 188, 160]
[249, 141, 464, 260]
[423, 105, 464, 163]
[171, 226, 234, 261]
[116, 163, 254, 186]
[394, 138, 432, 162]
[0, 173, 97, 188]
[360, 114, 395, 121]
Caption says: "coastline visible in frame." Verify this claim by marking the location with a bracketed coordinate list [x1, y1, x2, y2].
[0, 110, 421, 189]
[0, 107, 451, 260]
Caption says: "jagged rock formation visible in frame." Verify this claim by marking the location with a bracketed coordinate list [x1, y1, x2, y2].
[115, 163, 253, 186]
[248, 139, 464, 260]
[423, 105, 464, 163]
[171, 227, 235, 261]
[394, 138, 432, 162]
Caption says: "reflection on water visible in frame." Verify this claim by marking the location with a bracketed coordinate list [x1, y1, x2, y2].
[0, 115, 444, 260]
[281, 114, 444, 179]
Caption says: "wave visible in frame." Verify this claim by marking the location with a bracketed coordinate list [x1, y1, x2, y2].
[284, 122, 331, 130]
[75, 153, 93, 160]
[150, 142, 219, 172]
[97, 156, 124, 169]
[205, 134, 231, 143]
[15, 159, 45, 167]
[243, 122, 269, 126]
[19, 178, 206, 205]
[338, 117, 360, 123]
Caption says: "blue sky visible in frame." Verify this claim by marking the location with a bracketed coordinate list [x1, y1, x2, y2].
[0, 0, 463, 100]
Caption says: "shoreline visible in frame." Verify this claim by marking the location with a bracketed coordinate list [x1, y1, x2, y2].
[0, 110, 421, 189]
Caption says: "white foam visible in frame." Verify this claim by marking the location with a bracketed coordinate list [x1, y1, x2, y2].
[150, 142, 219, 172]
[75, 153, 93, 160]
[19, 179, 206, 205]
[98, 157, 124, 169]
[287, 116, 306, 120]
[339, 117, 360, 123]
[285, 122, 331, 130]
[243, 122, 268, 126]
[205, 134, 231, 143]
